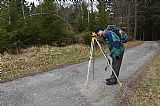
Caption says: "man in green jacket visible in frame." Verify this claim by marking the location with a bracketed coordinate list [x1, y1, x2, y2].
[95, 27, 125, 85]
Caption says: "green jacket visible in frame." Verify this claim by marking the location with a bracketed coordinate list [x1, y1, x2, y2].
[103, 30, 125, 59]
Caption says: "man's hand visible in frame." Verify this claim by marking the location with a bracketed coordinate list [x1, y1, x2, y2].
[108, 59, 111, 64]
[107, 55, 112, 65]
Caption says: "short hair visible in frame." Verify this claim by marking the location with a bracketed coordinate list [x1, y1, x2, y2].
[95, 28, 103, 34]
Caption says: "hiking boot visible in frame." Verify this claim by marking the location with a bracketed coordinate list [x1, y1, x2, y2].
[106, 78, 111, 82]
[106, 80, 117, 85]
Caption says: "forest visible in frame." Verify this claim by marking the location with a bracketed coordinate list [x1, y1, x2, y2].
[0, 0, 160, 53]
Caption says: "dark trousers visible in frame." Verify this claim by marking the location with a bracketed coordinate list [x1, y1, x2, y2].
[110, 52, 124, 82]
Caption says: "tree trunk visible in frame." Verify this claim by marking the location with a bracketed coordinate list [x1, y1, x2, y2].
[134, 0, 137, 39]
[79, 1, 83, 21]
[7, 0, 11, 25]
[21, 0, 26, 25]
[87, 0, 90, 31]
[127, 4, 130, 36]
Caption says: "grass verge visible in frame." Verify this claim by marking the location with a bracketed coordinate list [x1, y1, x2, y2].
[129, 53, 160, 106]
[1, 40, 143, 83]
[117, 41, 160, 106]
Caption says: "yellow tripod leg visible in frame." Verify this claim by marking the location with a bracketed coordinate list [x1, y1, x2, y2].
[92, 39, 95, 79]
[85, 39, 94, 89]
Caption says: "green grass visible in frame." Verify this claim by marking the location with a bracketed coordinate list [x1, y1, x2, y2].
[154, 58, 160, 69]
[1, 41, 143, 83]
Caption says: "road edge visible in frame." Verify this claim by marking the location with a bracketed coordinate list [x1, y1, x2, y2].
[115, 41, 159, 106]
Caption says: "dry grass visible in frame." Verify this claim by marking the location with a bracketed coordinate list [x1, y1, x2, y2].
[0, 40, 143, 83]
[1, 44, 90, 82]
[130, 55, 160, 106]
[124, 40, 144, 48]
[119, 41, 160, 106]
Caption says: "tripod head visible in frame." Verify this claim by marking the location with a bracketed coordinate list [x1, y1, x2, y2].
[90, 32, 97, 37]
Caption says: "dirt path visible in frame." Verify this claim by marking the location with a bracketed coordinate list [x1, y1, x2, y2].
[0, 41, 158, 106]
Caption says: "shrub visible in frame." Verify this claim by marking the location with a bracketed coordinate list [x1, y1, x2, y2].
[82, 32, 91, 45]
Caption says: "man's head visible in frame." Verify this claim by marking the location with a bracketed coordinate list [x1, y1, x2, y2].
[95, 28, 104, 37]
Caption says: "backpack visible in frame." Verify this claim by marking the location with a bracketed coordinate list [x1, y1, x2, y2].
[120, 30, 128, 43]
[107, 25, 128, 43]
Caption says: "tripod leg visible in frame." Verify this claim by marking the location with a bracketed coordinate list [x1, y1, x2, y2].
[92, 40, 95, 79]
[85, 40, 94, 88]
[95, 39, 110, 65]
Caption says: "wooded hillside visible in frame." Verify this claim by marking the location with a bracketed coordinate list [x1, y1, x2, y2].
[0, 0, 160, 53]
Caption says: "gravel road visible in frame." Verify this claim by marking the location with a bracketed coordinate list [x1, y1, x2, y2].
[0, 41, 158, 106]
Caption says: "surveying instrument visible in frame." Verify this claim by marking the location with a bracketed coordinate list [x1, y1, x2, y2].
[84, 32, 123, 89]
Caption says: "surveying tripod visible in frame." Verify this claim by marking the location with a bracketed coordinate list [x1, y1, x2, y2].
[84, 32, 123, 89]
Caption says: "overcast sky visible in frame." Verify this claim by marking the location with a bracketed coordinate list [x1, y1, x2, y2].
[26, 0, 38, 3]
[26, 0, 98, 11]
[26, 0, 74, 6]
[26, 0, 39, 5]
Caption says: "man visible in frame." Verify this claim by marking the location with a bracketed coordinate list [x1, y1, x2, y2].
[95, 26, 125, 85]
